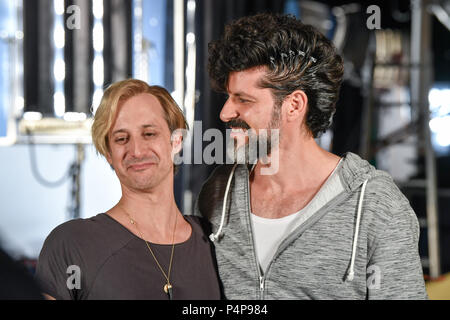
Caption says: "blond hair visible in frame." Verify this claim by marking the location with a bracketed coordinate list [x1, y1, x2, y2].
[92, 79, 188, 159]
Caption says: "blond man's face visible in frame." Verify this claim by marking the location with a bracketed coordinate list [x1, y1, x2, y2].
[106, 93, 181, 192]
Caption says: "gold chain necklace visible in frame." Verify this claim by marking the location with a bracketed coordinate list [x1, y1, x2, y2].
[122, 207, 178, 300]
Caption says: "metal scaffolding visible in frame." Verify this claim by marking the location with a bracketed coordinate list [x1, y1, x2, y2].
[361, 0, 441, 279]
[410, 0, 441, 279]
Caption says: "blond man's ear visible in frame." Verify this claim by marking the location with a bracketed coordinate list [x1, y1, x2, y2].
[171, 129, 184, 156]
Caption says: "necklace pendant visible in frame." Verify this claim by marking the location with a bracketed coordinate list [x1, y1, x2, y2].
[164, 283, 173, 300]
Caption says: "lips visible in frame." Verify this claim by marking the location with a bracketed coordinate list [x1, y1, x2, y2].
[127, 162, 156, 171]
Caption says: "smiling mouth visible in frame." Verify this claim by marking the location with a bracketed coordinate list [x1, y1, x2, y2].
[127, 162, 156, 171]
[230, 127, 248, 132]
[230, 127, 249, 132]
[229, 126, 250, 139]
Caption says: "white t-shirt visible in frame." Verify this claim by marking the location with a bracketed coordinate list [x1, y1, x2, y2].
[251, 159, 344, 274]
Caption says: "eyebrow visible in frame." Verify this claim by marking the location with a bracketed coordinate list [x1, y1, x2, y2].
[111, 124, 157, 135]
[229, 91, 257, 100]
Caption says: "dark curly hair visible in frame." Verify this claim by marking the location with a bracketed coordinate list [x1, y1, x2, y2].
[208, 13, 344, 138]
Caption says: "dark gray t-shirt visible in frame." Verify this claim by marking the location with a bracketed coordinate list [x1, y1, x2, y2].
[35, 214, 221, 300]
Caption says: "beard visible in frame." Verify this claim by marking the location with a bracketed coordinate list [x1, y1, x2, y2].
[225, 105, 281, 164]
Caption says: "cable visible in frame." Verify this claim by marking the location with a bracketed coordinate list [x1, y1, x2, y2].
[27, 130, 70, 188]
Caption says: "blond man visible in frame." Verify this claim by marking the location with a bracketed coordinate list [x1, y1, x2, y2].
[35, 79, 221, 300]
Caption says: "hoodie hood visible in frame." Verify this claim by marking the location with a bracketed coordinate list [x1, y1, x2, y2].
[339, 152, 389, 192]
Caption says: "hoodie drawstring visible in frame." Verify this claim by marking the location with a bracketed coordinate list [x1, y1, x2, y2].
[345, 178, 369, 282]
[209, 164, 369, 282]
[209, 163, 238, 242]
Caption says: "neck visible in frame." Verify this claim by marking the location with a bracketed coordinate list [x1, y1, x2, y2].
[116, 179, 181, 238]
[252, 133, 340, 192]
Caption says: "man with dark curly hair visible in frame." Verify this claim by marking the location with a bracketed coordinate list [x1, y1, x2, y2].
[194, 13, 427, 299]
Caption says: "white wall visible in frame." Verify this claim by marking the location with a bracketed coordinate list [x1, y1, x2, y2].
[0, 143, 121, 259]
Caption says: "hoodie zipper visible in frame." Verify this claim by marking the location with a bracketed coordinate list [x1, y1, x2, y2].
[249, 199, 265, 299]
[259, 275, 265, 299]
[246, 166, 266, 300]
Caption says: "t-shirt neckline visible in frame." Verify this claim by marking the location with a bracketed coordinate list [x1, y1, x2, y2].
[99, 212, 195, 247]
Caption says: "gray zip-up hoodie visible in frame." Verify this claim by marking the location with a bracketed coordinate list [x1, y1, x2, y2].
[194, 152, 428, 299]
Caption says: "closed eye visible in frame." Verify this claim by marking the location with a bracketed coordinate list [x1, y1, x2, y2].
[144, 132, 156, 138]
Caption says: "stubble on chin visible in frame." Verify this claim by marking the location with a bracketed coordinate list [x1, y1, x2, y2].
[124, 162, 174, 192]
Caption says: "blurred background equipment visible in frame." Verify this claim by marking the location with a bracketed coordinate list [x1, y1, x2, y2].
[0, 247, 43, 299]
[0, 0, 449, 298]
[0, 0, 21, 147]
[0, 0, 176, 273]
